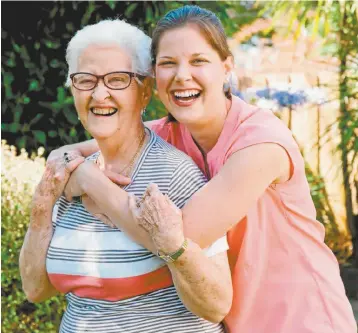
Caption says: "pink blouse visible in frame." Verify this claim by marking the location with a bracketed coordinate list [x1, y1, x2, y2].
[151, 95, 356, 333]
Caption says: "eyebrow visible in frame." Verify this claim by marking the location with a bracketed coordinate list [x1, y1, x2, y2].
[158, 53, 209, 59]
[192, 53, 208, 57]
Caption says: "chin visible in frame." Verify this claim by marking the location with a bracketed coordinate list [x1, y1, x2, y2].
[91, 130, 118, 141]
[171, 108, 205, 125]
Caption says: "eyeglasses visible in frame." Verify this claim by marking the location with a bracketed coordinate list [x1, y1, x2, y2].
[70, 71, 146, 91]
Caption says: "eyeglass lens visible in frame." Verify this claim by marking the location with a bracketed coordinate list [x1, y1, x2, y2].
[72, 72, 131, 90]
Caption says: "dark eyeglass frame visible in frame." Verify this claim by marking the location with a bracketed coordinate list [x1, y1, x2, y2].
[70, 71, 146, 91]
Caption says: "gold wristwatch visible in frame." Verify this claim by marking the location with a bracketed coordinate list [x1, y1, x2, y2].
[157, 239, 188, 263]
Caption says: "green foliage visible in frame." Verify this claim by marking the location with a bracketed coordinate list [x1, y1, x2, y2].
[1, 142, 66, 333]
[260, 0, 358, 261]
[2, 1, 257, 157]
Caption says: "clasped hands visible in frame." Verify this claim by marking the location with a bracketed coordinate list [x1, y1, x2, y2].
[46, 149, 185, 255]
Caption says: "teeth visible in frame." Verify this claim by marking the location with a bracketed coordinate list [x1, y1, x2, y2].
[91, 108, 117, 115]
[174, 90, 200, 98]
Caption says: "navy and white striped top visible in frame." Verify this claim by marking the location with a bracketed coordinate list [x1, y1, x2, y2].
[47, 128, 228, 333]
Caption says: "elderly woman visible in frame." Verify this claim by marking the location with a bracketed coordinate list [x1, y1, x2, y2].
[19, 19, 232, 333]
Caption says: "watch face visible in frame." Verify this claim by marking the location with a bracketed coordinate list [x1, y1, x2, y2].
[157, 239, 188, 263]
[158, 254, 173, 263]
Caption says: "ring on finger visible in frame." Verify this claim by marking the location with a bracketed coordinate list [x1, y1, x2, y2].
[64, 152, 72, 165]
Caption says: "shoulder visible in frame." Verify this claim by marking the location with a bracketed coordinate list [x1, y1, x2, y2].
[86, 151, 100, 162]
[148, 129, 194, 166]
[225, 97, 301, 183]
[145, 131, 206, 208]
[145, 117, 169, 133]
[228, 96, 299, 155]
[148, 130, 206, 181]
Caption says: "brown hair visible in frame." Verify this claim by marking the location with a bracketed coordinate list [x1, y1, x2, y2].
[151, 5, 233, 122]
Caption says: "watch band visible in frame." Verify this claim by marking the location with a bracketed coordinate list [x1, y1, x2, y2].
[157, 239, 188, 263]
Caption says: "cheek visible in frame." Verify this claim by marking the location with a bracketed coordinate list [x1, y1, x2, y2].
[120, 88, 140, 109]
[197, 67, 223, 86]
[73, 92, 90, 115]
[155, 70, 172, 95]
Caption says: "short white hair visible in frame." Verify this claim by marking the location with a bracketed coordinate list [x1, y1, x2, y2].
[65, 19, 152, 87]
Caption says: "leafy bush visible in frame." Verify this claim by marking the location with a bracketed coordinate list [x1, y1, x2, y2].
[1, 141, 66, 333]
[1, 1, 259, 157]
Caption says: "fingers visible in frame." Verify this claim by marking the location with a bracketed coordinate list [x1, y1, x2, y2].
[142, 184, 168, 210]
[65, 156, 86, 173]
[128, 193, 140, 218]
[128, 193, 154, 232]
[103, 170, 131, 186]
[142, 183, 164, 204]
[47, 148, 82, 166]
[147, 183, 159, 195]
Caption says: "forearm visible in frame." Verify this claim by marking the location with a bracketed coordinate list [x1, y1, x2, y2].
[19, 196, 58, 302]
[80, 167, 156, 252]
[168, 242, 232, 323]
[59, 139, 99, 158]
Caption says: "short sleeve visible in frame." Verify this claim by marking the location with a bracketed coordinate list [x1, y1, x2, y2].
[168, 159, 207, 209]
[226, 108, 304, 185]
[168, 159, 229, 256]
[52, 202, 59, 230]
[148, 117, 171, 141]
[203, 236, 229, 257]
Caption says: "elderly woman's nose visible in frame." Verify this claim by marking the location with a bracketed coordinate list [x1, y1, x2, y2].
[91, 82, 110, 101]
[174, 63, 192, 83]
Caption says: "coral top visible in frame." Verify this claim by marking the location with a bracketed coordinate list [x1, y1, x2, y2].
[151, 96, 356, 333]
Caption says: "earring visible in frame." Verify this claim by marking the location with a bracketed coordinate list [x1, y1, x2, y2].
[141, 108, 146, 116]
[223, 76, 230, 93]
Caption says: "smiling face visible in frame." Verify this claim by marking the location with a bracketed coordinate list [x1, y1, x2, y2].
[155, 24, 233, 126]
[72, 44, 150, 141]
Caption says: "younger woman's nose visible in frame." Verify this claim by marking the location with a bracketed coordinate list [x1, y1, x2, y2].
[174, 64, 192, 83]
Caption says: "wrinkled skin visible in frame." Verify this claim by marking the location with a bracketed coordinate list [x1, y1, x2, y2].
[129, 183, 185, 254]
[32, 153, 85, 229]
[37, 152, 85, 205]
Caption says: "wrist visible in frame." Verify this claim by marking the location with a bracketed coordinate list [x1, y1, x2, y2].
[156, 235, 185, 255]
[166, 239, 200, 266]
[157, 238, 188, 263]
[75, 162, 97, 192]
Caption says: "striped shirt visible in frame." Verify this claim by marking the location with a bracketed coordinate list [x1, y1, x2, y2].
[47, 129, 228, 333]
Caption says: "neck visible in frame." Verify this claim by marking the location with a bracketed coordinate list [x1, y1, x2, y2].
[187, 96, 231, 154]
[96, 124, 146, 173]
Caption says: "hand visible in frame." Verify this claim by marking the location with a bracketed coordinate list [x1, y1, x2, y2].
[63, 161, 132, 202]
[129, 183, 185, 254]
[103, 169, 131, 187]
[64, 161, 96, 201]
[81, 194, 116, 228]
[47, 146, 83, 166]
[35, 153, 85, 205]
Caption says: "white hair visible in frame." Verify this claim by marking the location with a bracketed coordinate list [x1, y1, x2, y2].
[65, 19, 152, 87]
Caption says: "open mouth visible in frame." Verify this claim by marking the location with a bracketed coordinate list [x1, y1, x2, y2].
[90, 108, 118, 117]
[172, 90, 201, 104]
